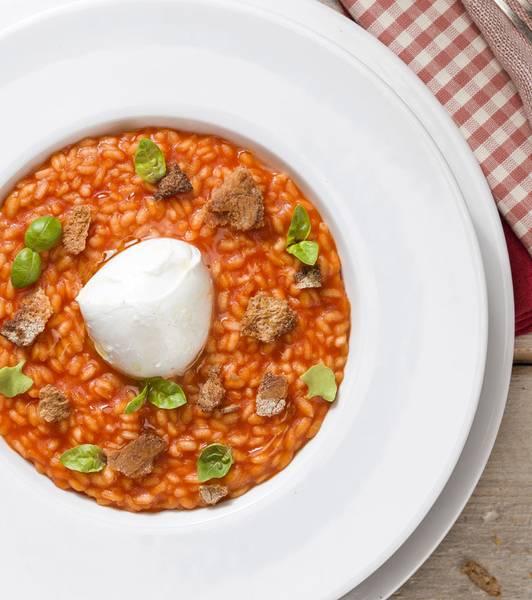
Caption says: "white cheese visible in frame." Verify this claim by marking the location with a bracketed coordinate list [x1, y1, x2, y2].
[76, 238, 213, 379]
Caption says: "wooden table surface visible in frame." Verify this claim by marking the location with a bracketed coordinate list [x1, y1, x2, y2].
[318, 1, 532, 597]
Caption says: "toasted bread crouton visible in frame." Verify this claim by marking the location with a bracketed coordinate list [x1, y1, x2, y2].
[461, 561, 501, 597]
[63, 205, 91, 255]
[198, 366, 225, 412]
[106, 433, 167, 479]
[155, 163, 193, 199]
[38, 385, 71, 423]
[199, 484, 228, 506]
[207, 167, 264, 231]
[256, 372, 288, 417]
[295, 264, 322, 289]
[0, 288, 53, 347]
[241, 293, 297, 343]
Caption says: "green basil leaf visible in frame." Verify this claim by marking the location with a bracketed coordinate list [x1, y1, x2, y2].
[148, 377, 187, 409]
[197, 443, 233, 483]
[60, 444, 106, 473]
[11, 247, 42, 288]
[134, 138, 166, 183]
[124, 384, 148, 414]
[286, 204, 311, 246]
[286, 240, 319, 265]
[300, 362, 337, 402]
[24, 216, 62, 252]
[0, 360, 33, 398]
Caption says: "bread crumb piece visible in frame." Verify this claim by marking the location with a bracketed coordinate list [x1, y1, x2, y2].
[155, 163, 193, 199]
[256, 372, 288, 417]
[241, 293, 297, 344]
[0, 288, 53, 347]
[63, 205, 91, 255]
[207, 167, 264, 231]
[198, 367, 225, 412]
[38, 385, 71, 422]
[461, 560, 501, 597]
[106, 433, 167, 479]
[294, 264, 322, 289]
[199, 484, 228, 506]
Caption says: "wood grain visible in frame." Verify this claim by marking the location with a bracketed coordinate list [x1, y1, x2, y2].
[514, 333, 532, 364]
[314, 0, 532, 597]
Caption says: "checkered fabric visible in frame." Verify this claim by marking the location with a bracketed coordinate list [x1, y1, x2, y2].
[341, 0, 532, 256]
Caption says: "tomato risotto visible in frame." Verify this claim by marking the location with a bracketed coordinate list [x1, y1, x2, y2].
[0, 128, 350, 511]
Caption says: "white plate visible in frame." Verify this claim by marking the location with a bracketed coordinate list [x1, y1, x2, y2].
[0, 1, 488, 598]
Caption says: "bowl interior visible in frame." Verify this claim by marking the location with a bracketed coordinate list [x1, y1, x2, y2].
[0, 111, 368, 529]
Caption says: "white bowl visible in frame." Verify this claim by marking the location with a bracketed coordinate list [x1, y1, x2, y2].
[0, 1, 487, 598]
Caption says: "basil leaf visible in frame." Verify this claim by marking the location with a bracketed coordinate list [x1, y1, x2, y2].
[287, 240, 319, 265]
[148, 377, 187, 409]
[134, 138, 166, 183]
[286, 204, 311, 246]
[11, 247, 42, 288]
[60, 444, 106, 473]
[197, 443, 233, 483]
[124, 384, 148, 414]
[0, 360, 33, 398]
[25, 216, 62, 252]
[300, 362, 337, 402]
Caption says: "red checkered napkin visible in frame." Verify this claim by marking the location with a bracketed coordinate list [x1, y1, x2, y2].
[341, 0, 532, 256]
